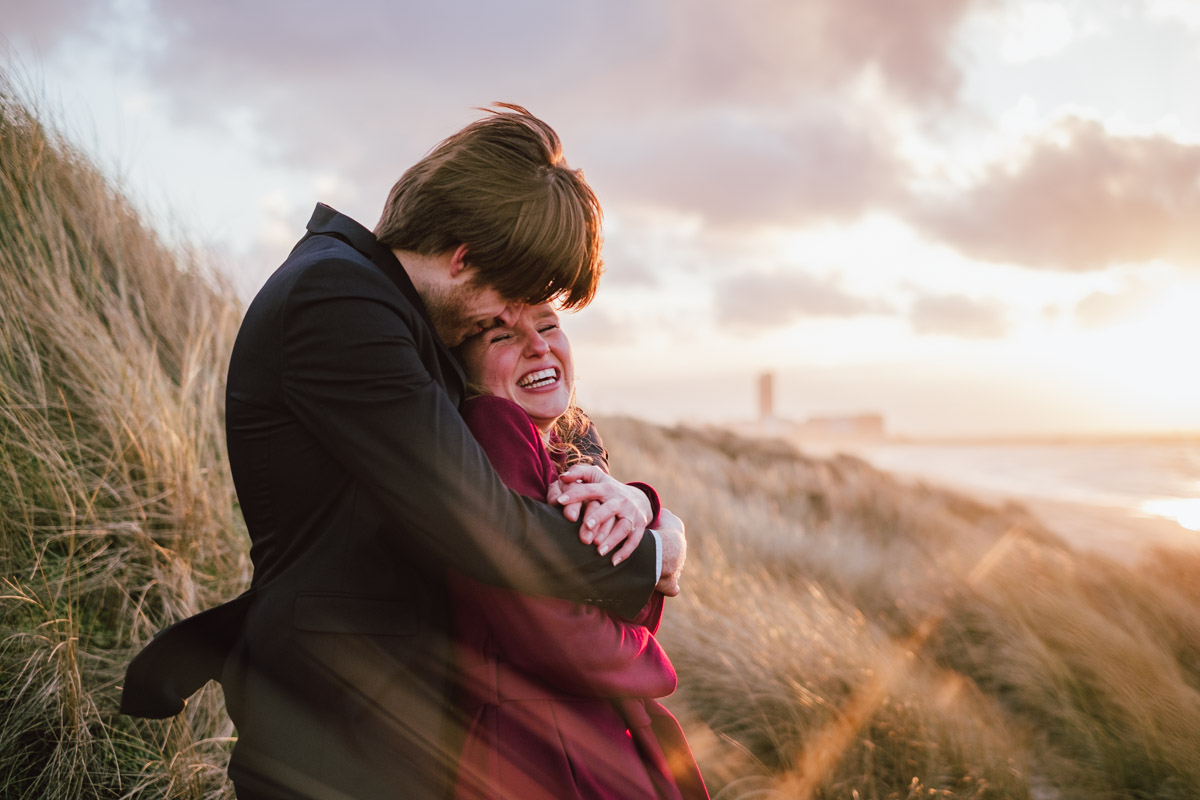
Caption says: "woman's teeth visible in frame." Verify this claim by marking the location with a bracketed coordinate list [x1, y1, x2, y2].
[518, 368, 557, 389]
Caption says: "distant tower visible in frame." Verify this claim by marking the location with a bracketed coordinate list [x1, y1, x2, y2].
[759, 372, 774, 421]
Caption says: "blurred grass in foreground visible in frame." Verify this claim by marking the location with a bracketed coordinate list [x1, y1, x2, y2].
[4, 76, 1200, 799]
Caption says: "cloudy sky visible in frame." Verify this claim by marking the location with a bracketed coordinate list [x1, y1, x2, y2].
[4, 0, 1199, 436]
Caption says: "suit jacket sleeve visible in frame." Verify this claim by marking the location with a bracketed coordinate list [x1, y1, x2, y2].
[278, 260, 655, 617]
[455, 396, 675, 699]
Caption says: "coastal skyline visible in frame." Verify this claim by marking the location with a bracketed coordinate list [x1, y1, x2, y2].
[4, 0, 1198, 436]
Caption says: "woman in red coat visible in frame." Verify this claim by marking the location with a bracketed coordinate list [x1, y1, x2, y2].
[451, 303, 708, 800]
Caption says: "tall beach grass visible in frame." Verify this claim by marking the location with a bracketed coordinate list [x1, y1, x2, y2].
[4, 76, 1200, 798]
[598, 420, 1200, 799]
[0, 78, 247, 799]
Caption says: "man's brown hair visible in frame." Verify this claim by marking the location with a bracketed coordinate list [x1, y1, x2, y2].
[375, 104, 602, 309]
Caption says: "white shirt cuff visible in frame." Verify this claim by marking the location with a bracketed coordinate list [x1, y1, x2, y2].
[649, 529, 662, 582]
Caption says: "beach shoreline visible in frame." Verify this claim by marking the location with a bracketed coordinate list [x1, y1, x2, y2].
[886, 467, 1198, 560]
[982, 490, 1196, 559]
[791, 438, 1198, 559]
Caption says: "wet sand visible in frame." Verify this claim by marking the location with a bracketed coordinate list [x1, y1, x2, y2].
[883, 469, 1200, 560]
[996, 493, 1199, 559]
[794, 437, 1199, 560]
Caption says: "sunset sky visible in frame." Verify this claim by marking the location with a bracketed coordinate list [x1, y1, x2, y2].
[4, 0, 1198, 437]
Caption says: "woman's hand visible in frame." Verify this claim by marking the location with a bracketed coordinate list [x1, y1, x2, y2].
[547, 464, 652, 564]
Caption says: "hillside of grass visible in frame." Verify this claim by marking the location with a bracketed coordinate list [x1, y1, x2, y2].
[0, 80, 246, 799]
[598, 419, 1200, 799]
[4, 79, 1200, 800]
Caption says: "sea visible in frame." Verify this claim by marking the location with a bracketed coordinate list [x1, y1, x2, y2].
[797, 437, 1200, 554]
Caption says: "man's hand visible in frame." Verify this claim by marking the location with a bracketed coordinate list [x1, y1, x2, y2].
[653, 508, 686, 596]
[547, 464, 653, 562]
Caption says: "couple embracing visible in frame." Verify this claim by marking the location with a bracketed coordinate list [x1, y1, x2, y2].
[122, 104, 708, 800]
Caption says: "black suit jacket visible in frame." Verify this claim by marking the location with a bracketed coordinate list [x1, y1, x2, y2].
[122, 205, 657, 799]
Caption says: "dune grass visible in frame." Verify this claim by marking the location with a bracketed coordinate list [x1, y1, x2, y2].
[0, 79, 246, 799]
[598, 419, 1200, 799]
[4, 76, 1200, 799]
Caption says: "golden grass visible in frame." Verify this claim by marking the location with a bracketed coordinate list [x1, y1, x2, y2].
[0, 77, 246, 799]
[4, 74, 1200, 799]
[599, 418, 1200, 799]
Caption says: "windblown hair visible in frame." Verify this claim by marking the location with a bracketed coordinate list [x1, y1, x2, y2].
[374, 103, 603, 310]
[548, 404, 603, 469]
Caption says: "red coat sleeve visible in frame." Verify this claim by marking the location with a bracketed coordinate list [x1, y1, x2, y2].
[456, 396, 676, 699]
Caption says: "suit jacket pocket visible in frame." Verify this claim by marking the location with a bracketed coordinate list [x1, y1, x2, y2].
[292, 592, 419, 636]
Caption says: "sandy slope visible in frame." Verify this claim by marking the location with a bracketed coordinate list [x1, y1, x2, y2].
[997, 494, 1199, 559]
[791, 438, 1199, 559]
[863, 463, 1198, 559]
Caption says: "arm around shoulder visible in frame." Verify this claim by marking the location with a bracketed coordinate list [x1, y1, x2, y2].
[278, 268, 657, 615]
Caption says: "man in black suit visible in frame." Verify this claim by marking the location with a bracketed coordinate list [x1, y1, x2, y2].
[122, 105, 685, 799]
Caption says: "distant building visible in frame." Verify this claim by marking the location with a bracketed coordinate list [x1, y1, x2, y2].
[759, 372, 774, 421]
[741, 372, 886, 442]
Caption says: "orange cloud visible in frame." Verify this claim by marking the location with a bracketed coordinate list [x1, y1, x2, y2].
[716, 270, 892, 330]
[907, 117, 1200, 270]
[909, 292, 1009, 338]
[1073, 278, 1156, 328]
[654, 0, 974, 106]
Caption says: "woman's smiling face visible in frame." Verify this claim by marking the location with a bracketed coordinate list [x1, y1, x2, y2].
[459, 303, 574, 435]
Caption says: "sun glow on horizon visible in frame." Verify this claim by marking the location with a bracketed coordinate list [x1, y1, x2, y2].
[1140, 498, 1200, 532]
[8, 0, 1200, 437]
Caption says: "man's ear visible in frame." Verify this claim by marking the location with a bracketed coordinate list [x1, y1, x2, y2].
[448, 244, 471, 279]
